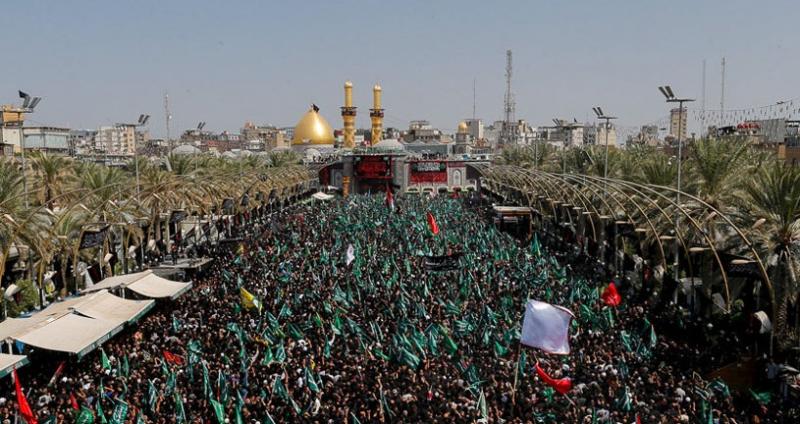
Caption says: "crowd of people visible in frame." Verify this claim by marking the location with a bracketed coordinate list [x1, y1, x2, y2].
[1, 194, 796, 422]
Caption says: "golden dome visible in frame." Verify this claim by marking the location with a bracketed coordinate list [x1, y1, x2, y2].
[457, 121, 468, 133]
[291, 105, 336, 146]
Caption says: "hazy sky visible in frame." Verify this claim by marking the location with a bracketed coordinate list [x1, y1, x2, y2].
[2, 0, 797, 137]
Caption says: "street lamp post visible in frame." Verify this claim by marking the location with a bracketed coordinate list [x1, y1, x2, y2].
[15, 91, 42, 208]
[592, 107, 617, 197]
[132, 114, 150, 198]
[658, 86, 695, 282]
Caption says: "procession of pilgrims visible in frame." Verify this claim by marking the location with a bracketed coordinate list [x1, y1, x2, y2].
[1, 193, 794, 423]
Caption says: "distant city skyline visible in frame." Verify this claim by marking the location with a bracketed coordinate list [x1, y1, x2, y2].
[1, 0, 798, 138]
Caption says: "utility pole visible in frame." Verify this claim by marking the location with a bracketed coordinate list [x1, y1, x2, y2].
[164, 92, 172, 154]
[658, 85, 695, 283]
[13, 91, 42, 208]
[472, 77, 477, 121]
[501, 50, 515, 147]
[720, 57, 726, 124]
[701, 59, 706, 133]
[592, 107, 617, 197]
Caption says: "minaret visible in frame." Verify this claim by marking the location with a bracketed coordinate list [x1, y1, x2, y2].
[341, 81, 356, 148]
[370, 84, 384, 146]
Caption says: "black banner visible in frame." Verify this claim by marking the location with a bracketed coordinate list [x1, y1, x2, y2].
[79, 226, 109, 249]
[424, 252, 462, 272]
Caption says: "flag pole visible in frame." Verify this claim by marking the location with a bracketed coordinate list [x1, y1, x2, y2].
[511, 344, 522, 406]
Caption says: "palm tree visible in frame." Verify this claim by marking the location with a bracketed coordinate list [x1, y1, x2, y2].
[685, 137, 753, 210]
[745, 162, 800, 345]
[637, 151, 678, 187]
[29, 152, 73, 209]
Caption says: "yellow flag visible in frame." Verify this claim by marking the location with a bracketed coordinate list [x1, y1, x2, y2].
[240, 287, 262, 313]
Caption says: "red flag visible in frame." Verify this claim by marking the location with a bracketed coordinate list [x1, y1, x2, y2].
[163, 350, 184, 366]
[48, 361, 66, 386]
[426, 212, 439, 235]
[69, 393, 79, 410]
[534, 363, 572, 395]
[601, 282, 621, 307]
[13, 370, 37, 424]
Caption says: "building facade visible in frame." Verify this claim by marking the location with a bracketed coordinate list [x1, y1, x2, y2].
[94, 125, 145, 155]
[670, 107, 688, 140]
[22, 127, 71, 154]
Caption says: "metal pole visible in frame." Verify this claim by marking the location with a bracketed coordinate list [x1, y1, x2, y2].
[674, 100, 684, 282]
[134, 124, 141, 198]
[21, 128, 29, 208]
[603, 118, 610, 197]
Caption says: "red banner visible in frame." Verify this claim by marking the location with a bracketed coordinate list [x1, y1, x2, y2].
[355, 156, 391, 179]
[410, 161, 447, 183]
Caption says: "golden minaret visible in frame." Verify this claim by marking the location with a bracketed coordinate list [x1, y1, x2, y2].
[370, 84, 384, 146]
[341, 81, 356, 149]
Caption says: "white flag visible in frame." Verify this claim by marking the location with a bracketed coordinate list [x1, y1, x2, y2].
[345, 244, 355, 266]
[520, 300, 573, 355]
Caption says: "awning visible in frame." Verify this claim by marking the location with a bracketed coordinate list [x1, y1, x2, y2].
[82, 272, 146, 294]
[83, 270, 192, 300]
[74, 290, 155, 325]
[0, 354, 28, 378]
[128, 274, 192, 299]
[0, 296, 86, 342]
[16, 314, 122, 358]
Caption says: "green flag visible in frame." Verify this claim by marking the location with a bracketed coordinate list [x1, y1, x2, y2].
[493, 340, 509, 357]
[380, 388, 394, 419]
[443, 332, 458, 356]
[477, 390, 488, 421]
[96, 398, 108, 424]
[75, 407, 95, 424]
[147, 380, 158, 412]
[750, 389, 771, 405]
[100, 349, 111, 371]
[210, 398, 226, 423]
[174, 392, 186, 423]
[121, 355, 130, 378]
[109, 399, 129, 424]
[305, 367, 320, 392]
[202, 362, 212, 399]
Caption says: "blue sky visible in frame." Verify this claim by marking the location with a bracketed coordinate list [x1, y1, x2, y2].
[1, 0, 797, 137]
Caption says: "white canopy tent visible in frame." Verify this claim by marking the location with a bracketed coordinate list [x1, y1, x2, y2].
[1, 290, 156, 359]
[83, 270, 192, 300]
[0, 295, 86, 342]
[74, 290, 154, 325]
[0, 353, 28, 378]
[17, 314, 121, 358]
